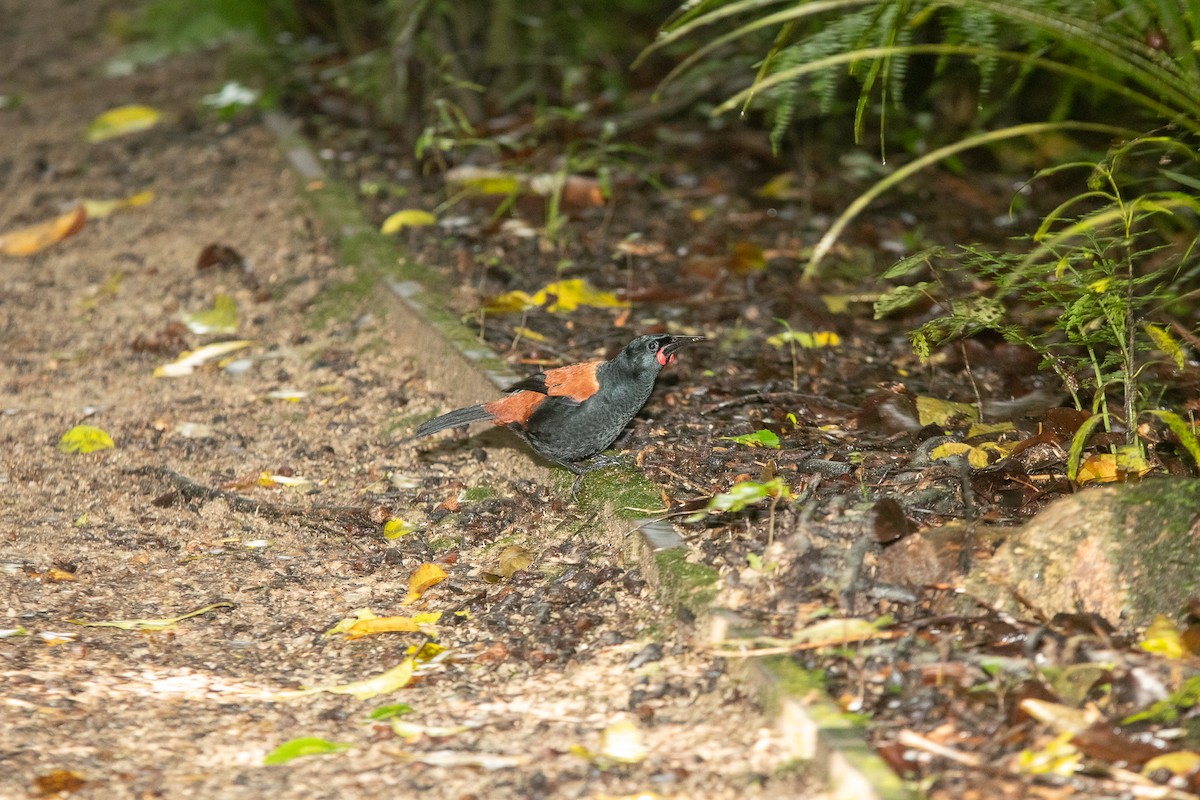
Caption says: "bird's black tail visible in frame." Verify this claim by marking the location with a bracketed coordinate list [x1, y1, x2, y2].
[413, 404, 493, 438]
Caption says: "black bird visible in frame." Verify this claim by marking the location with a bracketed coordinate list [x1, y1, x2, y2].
[413, 334, 704, 474]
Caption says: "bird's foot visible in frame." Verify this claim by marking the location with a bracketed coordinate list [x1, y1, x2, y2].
[566, 454, 625, 498]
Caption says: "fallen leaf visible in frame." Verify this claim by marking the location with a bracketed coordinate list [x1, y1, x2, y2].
[930, 441, 989, 469]
[721, 430, 780, 448]
[381, 209, 436, 234]
[916, 396, 979, 426]
[388, 719, 473, 742]
[383, 518, 414, 539]
[86, 104, 162, 142]
[256, 472, 313, 491]
[31, 769, 87, 796]
[67, 601, 233, 631]
[263, 737, 352, 765]
[1143, 751, 1200, 777]
[278, 659, 415, 701]
[496, 545, 534, 579]
[155, 340, 253, 377]
[1140, 614, 1185, 659]
[82, 190, 154, 219]
[402, 563, 448, 605]
[368, 703, 415, 721]
[0, 206, 86, 256]
[1076, 453, 1118, 484]
[343, 612, 441, 640]
[599, 717, 648, 764]
[183, 293, 238, 335]
[484, 278, 629, 314]
[445, 166, 522, 196]
[767, 330, 841, 348]
[57, 425, 115, 454]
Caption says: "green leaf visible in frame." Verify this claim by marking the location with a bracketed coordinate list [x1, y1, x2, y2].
[874, 282, 932, 318]
[263, 737, 352, 765]
[882, 247, 944, 279]
[1066, 413, 1107, 482]
[1144, 410, 1200, 473]
[57, 425, 115, 454]
[368, 703, 415, 721]
[689, 478, 792, 521]
[1144, 323, 1186, 369]
[183, 293, 238, 335]
[721, 430, 780, 448]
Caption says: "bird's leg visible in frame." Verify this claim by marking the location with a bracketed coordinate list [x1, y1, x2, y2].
[565, 453, 625, 498]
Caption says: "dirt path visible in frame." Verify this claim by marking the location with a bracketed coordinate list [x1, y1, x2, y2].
[1, 2, 809, 798]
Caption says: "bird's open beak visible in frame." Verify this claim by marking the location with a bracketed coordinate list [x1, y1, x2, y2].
[658, 335, 706, 366]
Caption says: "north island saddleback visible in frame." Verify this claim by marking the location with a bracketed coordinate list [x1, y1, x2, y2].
[413, 334, 704, 480]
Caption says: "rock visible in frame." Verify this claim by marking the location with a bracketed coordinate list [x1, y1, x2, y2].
[964, 479, 1200, 630]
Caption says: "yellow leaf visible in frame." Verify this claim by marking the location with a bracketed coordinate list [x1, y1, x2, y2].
[915, 396, 979, 426]
[966, 421, 1016, 438]
[1140, 614, 1185, 659]
[154, 340, 253, 377]
[383, 518, 413, 540]
[483, 279, 628, 314]
[258, 474, 313, 491]
[496, 545, 534, 579]
[512, 326, 546, 342]
[1077, 453, 1118, 484]
[445, 166, 523, 196]
[820, 294, 856, 314]
[598, 717, 647, 764]
[531, 279, 628, 312]
[278, 659, 415, 701]
[57, 425, 115, 454]
[344, 612, 440, 640]
[1143, 751, 1200, 777]
[183, 293, 239, 335]
[1114, 444, 1151, 475]
[86, 104, 162, 142]
[402, 563, 448, 606]
[381, 209, 436, 234]
[0, 206, 86, 256]
[67, 601, 232, 631]
[756, 171, 803, 200]
[1144, 323, 1186, 369]
[930, 441, 990, 469]
[83, 190, 155, 219]
[482, 290, 536, 314]
[767, 330, 841, 348]
[1089, 277, 1112, 293]
[1017, 731, 1082, 776]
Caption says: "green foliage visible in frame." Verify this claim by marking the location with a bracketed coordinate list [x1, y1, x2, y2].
[877, 138, 1200, 460]
[689, 478, 792, 521]
[262, 736, 352, 765]
[644, 0, 1200, 280]
[722, 429, 781, 448]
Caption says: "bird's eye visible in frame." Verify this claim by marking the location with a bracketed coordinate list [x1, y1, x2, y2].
[647, 340, 659, 352]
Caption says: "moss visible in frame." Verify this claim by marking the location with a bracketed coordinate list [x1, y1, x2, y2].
[574, 463, 665, 518]
[462, 485, 497, 503]
[755, 656, 911, 799]
[427, 535, 461, 552]
[653, 547, 719, 616]
[1112, 479, 1200, 622]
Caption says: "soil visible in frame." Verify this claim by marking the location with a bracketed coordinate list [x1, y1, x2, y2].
[0, 2, 809, 799]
